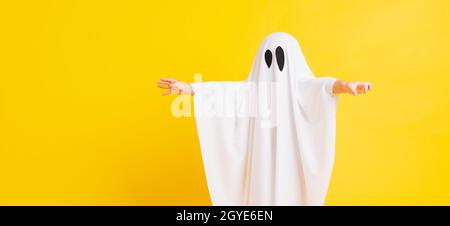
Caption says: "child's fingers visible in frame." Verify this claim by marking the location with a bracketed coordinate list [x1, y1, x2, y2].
[358, 83, 370, 93]
[361, 82, 373, 94]
[157, 82, 170, 86]
[160, 78, 177, 83]
[158, 84, 171, 89]
[362, 83, 371, 93]
[162, 90, 171, 96]
[356, 83, 364, 94]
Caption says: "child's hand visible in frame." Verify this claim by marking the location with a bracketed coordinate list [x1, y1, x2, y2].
[157, 78, 194, 95]
[332, 80, 373, 95]
[346, 81, 373, 96]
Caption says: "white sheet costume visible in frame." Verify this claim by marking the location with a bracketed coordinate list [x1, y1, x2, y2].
[190, 32, 338, 206]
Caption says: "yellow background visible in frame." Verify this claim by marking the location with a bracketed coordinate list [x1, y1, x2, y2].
[0, 0, 449, 205]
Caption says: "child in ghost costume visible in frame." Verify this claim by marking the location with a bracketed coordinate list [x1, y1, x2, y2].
[158, 32, 372, 206]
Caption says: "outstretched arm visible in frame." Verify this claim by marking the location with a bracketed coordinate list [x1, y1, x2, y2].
[332, 80, 373, 96]
[157, 78, 194, 95]
[157, 78, 372, 96]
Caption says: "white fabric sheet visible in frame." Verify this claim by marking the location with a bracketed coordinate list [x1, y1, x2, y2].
[191, 32, 338, 206]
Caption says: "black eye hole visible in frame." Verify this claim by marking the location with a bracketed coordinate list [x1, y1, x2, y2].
[275, 46, 285, 72]
[264, 49, 272, 68]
